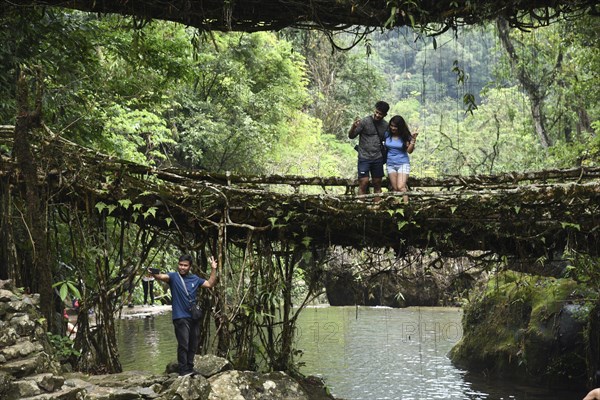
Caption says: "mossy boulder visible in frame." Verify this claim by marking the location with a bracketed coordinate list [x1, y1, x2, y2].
[449, 271, 597, 386]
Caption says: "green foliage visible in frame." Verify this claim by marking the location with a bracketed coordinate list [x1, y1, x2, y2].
[52, 280, 81, 302]
[46, 332, 80, 360]
[564, 252, 600, 286]
[544, 128, 600, 168]
[102, 106, 174, 165]
[169, 31, 309, 173]
[264, 111, 354, 178]
[436, 86, 541, 174]
[0, 8, 103, 125]
[2, 6, 597, 178]
[390, 97, 421, 123]
[493, 17, 600, 156]
[282, 30, 387, 140]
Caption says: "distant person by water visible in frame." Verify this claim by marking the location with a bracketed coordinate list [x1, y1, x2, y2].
[149, 254, 218, 376]
[142, 270, 155, 306]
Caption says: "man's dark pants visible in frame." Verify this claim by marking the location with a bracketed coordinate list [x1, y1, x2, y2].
[173, 317, 201, 375]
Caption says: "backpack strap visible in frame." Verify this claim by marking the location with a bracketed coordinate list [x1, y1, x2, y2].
[371, 116, 385, 141]
[177, 273, 196, 305]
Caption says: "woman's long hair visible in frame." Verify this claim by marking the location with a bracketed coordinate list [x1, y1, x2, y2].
[389, 115, 412, 150]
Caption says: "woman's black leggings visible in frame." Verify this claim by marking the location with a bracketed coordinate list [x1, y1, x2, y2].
[142, 280, 154, 304]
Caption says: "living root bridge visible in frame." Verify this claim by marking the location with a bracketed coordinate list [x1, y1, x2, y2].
[3, 0, 600, 33]
[1, 124, 599, 258]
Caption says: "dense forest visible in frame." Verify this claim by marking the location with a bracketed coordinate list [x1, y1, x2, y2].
[1, 8, 598, 178]
[1, 5, 599, 375]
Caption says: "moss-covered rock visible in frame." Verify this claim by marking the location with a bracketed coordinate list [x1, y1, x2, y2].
[449, 271, 597, 385]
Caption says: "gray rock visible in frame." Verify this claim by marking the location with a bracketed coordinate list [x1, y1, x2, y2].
[557, 303, 586, 347]
[208, 370, 309, 400]
[160, 374, 210, 400]
[194, 354, 233, 377]
[164, 361, 178, 374]
[86, 385, 144, 399]
[9, 300, 34, 313]
[0, 280, 15, 291]
[64, 372, 169, 399]
[63, 376, 95, 391]
[0, 371, 15, 396]
[84, 370, 168, 389]
[10, 315, 36, 336]
[21, 296, 39, 308]
[19, 385, 84, 400]
[0, 355, 42, 378]
[137, 385, 162, 399]
[5, 378, 41, 399]
[0, 351, 59, 378]
[34, 372, 65, 392]
[0, 326, 19, 347]
[0, 289, 18, 302]
[1, 339, 44, 360]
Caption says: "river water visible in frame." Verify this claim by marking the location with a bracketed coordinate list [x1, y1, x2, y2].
[117, 306, 583, 400]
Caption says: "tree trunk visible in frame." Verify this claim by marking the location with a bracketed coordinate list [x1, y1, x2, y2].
[496, 17, 552, 148]
[274, 245, 300, 371]
[576, 107, 593, 137]
[530, 99, 551, 148]
[215, 215, 231, 358]
[0, 176, 14, 280]
[12, 68, 54, 330]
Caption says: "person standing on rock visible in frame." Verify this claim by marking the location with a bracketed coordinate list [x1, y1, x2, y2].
[149, 254, 218, 376]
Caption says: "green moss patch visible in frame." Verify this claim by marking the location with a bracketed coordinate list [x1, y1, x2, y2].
[450, 271, 597, 385]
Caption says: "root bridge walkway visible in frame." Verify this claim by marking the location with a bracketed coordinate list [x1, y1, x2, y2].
[1, 125, 599, 258]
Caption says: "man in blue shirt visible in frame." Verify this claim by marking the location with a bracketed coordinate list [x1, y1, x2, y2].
[150, 254, 218, 376]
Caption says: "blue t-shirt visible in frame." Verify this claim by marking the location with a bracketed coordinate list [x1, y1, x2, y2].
[167, 272, 205, 320]
[385, 134, 410, 166]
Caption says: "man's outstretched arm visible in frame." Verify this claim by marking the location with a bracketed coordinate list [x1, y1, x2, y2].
[202, 257, 218, 288]
[150, 269, 170, 283]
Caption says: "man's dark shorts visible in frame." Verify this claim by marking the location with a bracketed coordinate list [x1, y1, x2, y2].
[358, 158, 385, 179]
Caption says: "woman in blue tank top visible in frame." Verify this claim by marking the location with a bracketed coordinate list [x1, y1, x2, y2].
[384, 115, 418, 203]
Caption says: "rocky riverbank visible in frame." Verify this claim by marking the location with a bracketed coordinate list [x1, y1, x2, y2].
[0, 279, 335, 399]
[449, 271, 598, 387]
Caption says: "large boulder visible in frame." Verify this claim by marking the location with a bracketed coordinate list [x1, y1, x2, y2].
[157, 374, 211, 400]
[325, 268, 447, 307]
[322, 249, 481, 307]
[324, 270, 362, 306]
[449, 271, 595, 386]
[4, 373, 66, 400]
[165, 354, 232, 377]
[194, 354, 233, 377]
[208, 370, 309, 400]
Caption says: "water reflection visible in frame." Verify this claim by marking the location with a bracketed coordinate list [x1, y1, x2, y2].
[117, 306, 586, 399]
[117, 314, 177, 374]
[294, 306, 581, 400]
[295, 306, 483, 400]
